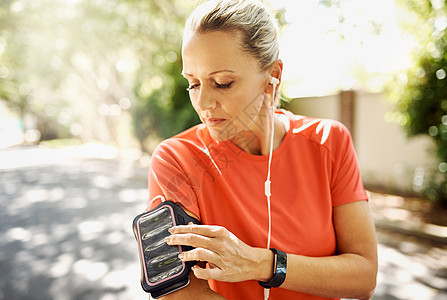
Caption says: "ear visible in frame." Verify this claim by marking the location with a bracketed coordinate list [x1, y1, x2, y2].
[264, 59, 284, 94]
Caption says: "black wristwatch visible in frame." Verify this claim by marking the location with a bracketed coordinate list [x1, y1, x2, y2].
[258, 248, 287, 289]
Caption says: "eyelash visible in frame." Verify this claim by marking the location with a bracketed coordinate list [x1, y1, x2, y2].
[186, 82, 233, 91]
[216, 82, 232, 89]
[186, 84, 199, 92]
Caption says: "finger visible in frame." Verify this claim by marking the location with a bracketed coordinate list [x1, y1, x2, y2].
[192, 264, 223, 281]
[179, 248, 220, 265]
[165, 233, 215, 249]
[178, 248, 222, 266]
[169, 224, 225, 238]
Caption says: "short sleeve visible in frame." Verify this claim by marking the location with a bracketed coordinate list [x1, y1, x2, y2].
[329, 122, 368, 206]
[147, 142, 201, 219]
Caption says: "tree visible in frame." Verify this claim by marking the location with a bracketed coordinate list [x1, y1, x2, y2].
[0, 0, 198, 150]
[129, 1, 200, 152]
[389, 0, 447, 206]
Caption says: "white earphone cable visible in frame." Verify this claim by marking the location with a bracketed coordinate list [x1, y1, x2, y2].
[263, 80, 277, 300]
[265, 85, 275, 249]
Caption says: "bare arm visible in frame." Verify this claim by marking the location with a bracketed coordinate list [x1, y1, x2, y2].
[279, 200, 378, 299]
[168, 200, 377, 300]
[160, 265, 226, 300]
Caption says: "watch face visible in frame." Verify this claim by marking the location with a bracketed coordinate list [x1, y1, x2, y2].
[276, 251, 287, 276]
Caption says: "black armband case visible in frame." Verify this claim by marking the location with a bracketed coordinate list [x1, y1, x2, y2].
[132, 200, 200, 299]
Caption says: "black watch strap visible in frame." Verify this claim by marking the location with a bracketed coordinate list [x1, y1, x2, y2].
[258, 248, 287, 289]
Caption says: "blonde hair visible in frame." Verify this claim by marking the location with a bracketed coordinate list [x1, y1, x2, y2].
[184, 0, 280, 71]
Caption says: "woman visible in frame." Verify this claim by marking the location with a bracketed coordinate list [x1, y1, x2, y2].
[147, 0, 378, 299]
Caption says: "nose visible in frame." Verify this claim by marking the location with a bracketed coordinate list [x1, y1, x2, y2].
[195, 86, 218, 111]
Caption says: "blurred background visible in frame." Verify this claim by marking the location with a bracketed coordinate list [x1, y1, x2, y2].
[0, 0, 446, 299]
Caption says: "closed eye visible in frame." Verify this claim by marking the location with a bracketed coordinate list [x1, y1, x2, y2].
[186, 82, 233, 92]
[215, 82, 233, 89]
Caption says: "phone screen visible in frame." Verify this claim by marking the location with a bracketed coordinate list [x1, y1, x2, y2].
[137, 206, 185, 284]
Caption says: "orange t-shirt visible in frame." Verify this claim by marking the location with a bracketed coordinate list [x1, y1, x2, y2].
[148, 110, 368, 300]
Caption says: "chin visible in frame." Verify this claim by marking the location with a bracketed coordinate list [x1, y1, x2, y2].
[209, 127, 258, 150]
[208, 129, 232, 142]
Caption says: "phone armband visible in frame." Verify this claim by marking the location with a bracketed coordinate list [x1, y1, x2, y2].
[132, 200, 200, 299]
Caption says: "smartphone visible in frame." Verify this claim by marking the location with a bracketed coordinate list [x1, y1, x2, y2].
[133, 200, 200, 299]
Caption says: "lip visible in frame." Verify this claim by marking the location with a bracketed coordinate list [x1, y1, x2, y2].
[204, 118, 226, 127]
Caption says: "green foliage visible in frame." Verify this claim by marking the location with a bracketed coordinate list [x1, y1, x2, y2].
[0, 0, 198, 149]
[132, 52, 200, 152]
[390, 0, 447, 206]
[128, 1, 201, 151]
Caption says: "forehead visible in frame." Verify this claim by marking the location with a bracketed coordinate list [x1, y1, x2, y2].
[182, 31, 260, 75]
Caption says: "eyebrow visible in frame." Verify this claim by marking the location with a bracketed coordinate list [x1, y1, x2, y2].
[181, 69, 235, 78]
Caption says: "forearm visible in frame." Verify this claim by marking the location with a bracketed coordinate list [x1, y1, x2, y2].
[256, 248, 375, 299]
[280, 252, 377, 299]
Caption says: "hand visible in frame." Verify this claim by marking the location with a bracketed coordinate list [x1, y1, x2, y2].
[165, 223, 273, 282]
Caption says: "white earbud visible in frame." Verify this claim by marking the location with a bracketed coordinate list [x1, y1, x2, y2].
[270, 77, 279, 85]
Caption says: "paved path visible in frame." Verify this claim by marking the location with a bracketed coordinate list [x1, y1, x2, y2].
[0, 146, 446, 300]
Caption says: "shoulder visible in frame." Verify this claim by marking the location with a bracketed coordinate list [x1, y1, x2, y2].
[152, 124, 210, 160]
[285, 111, 352, 149]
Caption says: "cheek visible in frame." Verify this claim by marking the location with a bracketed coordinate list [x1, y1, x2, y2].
[227, 86, 263, 108]
[189, 99, 205, 122]
[232, 91, 265, 122]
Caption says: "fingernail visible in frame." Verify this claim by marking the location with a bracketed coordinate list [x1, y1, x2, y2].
[168, 227, 175, 233]
[178, 253, 184, 260]
[164, 236, 171, 244]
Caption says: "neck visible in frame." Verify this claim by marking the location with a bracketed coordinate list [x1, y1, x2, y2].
[230, 113, 286, 155]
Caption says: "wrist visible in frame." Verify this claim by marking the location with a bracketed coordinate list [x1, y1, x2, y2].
[258, 248, 287, 289]
[254, 247, 275, 282]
